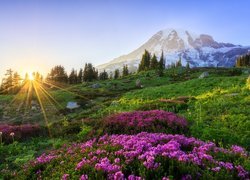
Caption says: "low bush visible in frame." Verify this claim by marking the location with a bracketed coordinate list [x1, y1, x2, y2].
[19, 132, 249, 179]
[103, 110, 188, 134]
[0, 124, 45, 143]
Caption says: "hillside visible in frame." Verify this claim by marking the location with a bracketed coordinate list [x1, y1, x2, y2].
[0, 67, 249, 179]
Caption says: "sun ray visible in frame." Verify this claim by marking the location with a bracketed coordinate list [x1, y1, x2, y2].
[3, 81, 30, 112]
[43, 80, 92, 101]
[32, 80, 52, 138]
[36, 82, 64, 110]
[33, 81, 60, 113]
[24, 80, 34, 113]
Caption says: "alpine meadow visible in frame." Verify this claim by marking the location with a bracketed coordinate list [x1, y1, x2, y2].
[0, 1, 250, 180]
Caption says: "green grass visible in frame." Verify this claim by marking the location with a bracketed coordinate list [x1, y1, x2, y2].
[0, 137, 68, 179]
[0, 67, 249, 177]
[97, 75, 250, 149]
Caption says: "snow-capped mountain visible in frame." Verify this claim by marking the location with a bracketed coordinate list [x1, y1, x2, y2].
[97, 28, 250, 72]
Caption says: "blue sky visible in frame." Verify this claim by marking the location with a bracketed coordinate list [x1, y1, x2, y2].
[0, 0, 250, 78]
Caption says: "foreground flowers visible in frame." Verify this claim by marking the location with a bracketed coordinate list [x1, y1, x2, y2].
[21, 132, 249, 179]
[104, 110, 188, 134]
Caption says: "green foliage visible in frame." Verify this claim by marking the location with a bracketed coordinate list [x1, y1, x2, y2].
[1, 67, 250, 179]
[236, 53, 250, 67]
[0, 137, 66, 179]
[46, 65, 68, 83]
[77, 125, 93, 140]
[114, 69, 120, 79]
[122, 65, 129, 77]
[0, 69, 22, 94]
[100, 75, 249, 149]
[68, 68, 78, 84]
[99, 70, 109, 80]
[176, 57, 182, 67]
[83, 63, 98, 82]
[138, 50, 151, 72]
[157, 51, 165, 77]
[150, 54, 158, 69]
[77, 68, 83, 83]
[247, 75, 250, 89]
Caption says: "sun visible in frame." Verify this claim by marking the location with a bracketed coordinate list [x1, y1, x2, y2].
[28, 73, 35, 81]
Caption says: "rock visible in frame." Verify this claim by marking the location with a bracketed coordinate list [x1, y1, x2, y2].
[199, 72, 209, 79]
[66, 102, 80, 110]
[91, 83, 101, 89]
[136, 79, 142, 88]
[224, 93, 239, 97]
[242, 69, 250, 74]
[31, 106, 37, 111]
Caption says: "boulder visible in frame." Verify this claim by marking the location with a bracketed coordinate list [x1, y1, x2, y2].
[91, 83, 101, 89]
[66, 102, 80, 110]
[136, 79, 142, 88]
[199, 72, 209, 79]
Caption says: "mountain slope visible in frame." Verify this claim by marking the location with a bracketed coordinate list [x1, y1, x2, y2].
[97, 28, 250, 72]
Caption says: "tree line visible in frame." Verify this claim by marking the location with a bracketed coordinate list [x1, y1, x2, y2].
[0, 70, 43, 94]
[236, 53, 250, 67]
[0, 49, 189, 94]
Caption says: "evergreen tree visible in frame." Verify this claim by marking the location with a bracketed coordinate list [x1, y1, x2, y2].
[109, 71, 113, 79]
[1, 69, 14, 93]
[34, 72, 43, 82]
[150, 54, 158, 69]
[47, 65, 68, 83]
[77, 68, 83, 83]
[186, 62, 190, 69]
[138, 50, 151, 72]
[12, 72, 21, 93]
[236, 54, 250, 67]
[114, 69, 120, 79]
[144, 50, 151, 70]
[69, 69, 78, 84]
[176, 57, 182, 67]
[159, 51, 165, 70]
[0, 69, 22, 94]
[83, 63, 98, 82]
[99, 70, 109, 80]
[157, 51, 165, 77]
[83, 63, 88, 82]
[122, 65, 129, 77]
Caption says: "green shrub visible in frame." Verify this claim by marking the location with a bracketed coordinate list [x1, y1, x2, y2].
[77, 125, 92, 140]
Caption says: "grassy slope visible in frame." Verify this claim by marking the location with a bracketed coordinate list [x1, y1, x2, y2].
[101, 75, 250, 149]
[0, 68, 249, 178]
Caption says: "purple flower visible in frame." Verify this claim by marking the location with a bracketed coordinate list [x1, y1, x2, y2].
[181, 174, 192, 180]
[79, 174, 88, 180]
[231, 145, 247, 156]
[114, 171, 124, 180]
[211, 167, 221, 172]
[114, 158, 120, 164]
[61, 174, 69, 180]
[104, 110, 188, 134]
[128, 175, 143, 180]
[24, 132, 249, 179]
[76, 158, 90, 170]
[36, 153, 57, 164]
[162, 177, 170, 180]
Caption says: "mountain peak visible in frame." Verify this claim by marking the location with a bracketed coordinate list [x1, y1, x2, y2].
[97, 28, 249, 71]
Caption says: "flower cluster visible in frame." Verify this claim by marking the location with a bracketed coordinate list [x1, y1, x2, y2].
[104, 110, 188, 134]
[25, 132, 249, 179]
[0, 124, 43, 143]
